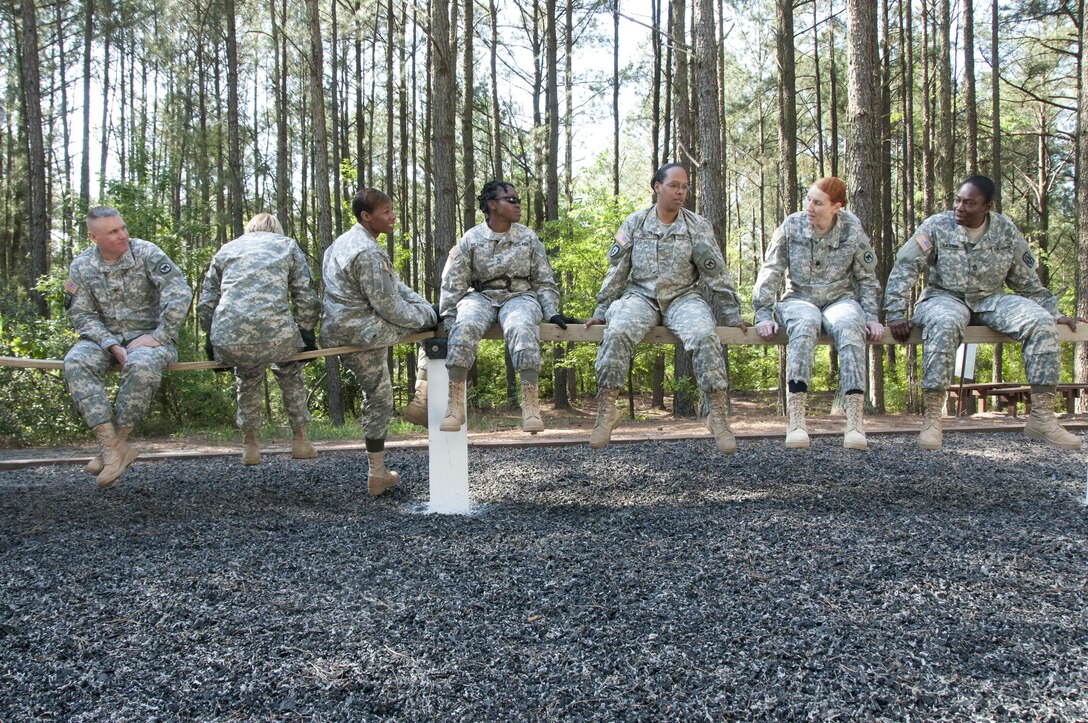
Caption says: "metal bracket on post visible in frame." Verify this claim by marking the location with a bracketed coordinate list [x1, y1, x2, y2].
[424, 332, 471, 514]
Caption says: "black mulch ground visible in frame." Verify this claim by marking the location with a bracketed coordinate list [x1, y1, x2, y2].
[1, 431, 1086, 720]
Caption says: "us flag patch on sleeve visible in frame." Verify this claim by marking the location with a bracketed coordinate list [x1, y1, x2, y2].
[614, 230, 631, 248]
[449, 246, 461, 260]
[915, 232, 932, 253]
[64, 279, 78, 294]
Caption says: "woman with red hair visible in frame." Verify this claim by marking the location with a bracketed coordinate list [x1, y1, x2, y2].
[752, 177, 884, 450]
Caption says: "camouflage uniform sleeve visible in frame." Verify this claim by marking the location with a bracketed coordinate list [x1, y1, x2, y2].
[1005, 235, 1060, 318]
[439, 242, 472, 319]
[691, 224, 742, 326]
[196, 257, 222, 334]
[288, 243, 322, 331]
[528, 231, 560, 319]
[66, 265, 122, 350]
[751, 224, 788, 324]
[592, 218, 636, 320]
[883, 223, 933, 322]
[354, 249, 433, 329]
[850, 231, 883, 323]
[145, 248, 193, 345]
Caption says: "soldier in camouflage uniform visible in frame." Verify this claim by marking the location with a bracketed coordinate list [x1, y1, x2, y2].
[753, 177, 884, 451]
[886, 175, 1086, 450]
[438, 180, 571, 434]
[323, 188, 437, 495]
[197, 213, 321, 466]
[584, 163, 747, 453]
[63, 206, 192, 488]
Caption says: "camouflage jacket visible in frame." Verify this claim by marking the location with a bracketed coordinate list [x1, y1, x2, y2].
[64, 238, 192, 350]
[438, 222, 560, 319]
[752, 210, 882, 323]
[321, 223, 436, 347]
[884, 211, 1059, 321]
[593, 206, 743, 325]
[197, 232, 321, 350]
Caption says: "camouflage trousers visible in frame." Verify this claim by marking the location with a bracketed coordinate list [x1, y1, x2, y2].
[596, 292, 729, 393]
[214, 338, 310, 431]
[777, 297, 867, 392]
[446, 292, 543, 372]
[63, 339, 177, 429]
[339, 318, 428, 440]
[914, 293, 1059, 390]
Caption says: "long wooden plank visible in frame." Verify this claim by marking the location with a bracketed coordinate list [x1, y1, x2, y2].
[2, 324, 1086, 371]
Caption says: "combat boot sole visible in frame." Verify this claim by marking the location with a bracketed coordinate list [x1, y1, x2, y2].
[1024, 426, 1083, 450]
[784, 430, 810, 449]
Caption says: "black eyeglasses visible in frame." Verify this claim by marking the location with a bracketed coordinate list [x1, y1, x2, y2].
[494, 195, 521, 205]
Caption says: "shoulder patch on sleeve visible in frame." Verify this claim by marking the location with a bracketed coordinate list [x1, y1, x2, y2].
[449, 246, 461, 260]
[701, 257, 718, 271]
[863, 250, 876, 265]
[915, 231, 932, 253]
[1022, 251, 1035, 268]
[157, 262, 174, 275]
[614, 229, 631, 248]
[64, 278, 78, 295]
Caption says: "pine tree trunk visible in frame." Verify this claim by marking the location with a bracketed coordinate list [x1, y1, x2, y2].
[19, 0, 49, 317]
[225, 0, 244, 237]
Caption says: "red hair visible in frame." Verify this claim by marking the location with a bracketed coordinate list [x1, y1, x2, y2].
[813, 177, 847, 207]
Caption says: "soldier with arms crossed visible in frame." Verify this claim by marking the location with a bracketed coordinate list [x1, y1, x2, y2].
[63, 206, 192, 487]
[585, 163, 748, 453]
[885, 175, 1085, 450]
[198, 213, 322, 465]
[323, 189, 437, 495]
[753, 177, 884, 450]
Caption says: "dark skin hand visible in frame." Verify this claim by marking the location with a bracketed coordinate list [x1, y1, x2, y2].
[1057, 316, 1088, 331]
[889, 319, 913, 342]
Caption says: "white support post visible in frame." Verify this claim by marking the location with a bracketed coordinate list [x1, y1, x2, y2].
[426, 358, 471, 514]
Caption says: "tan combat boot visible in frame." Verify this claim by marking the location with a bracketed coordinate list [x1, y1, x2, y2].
[521, 381, 545, 433]
[242, 429, 261, 465]
[440, 380, 467, 432]
[1024, 392, 1083, 450]
[785, 392, 810, 449]
[843, 393, 867, 451]
[707, 391, 737, 454]
[83, 425, 131, 475]
[291, 425, 317, 459]
[589, 389, 621, 449]
[918, 391, 946, 450]
[92, 422, 137, 488]
[403, 380, 428, 426]
[366, 451, 400, 496]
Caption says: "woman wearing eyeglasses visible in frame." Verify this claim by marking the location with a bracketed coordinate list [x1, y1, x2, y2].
[584, 163, 748, 453]
[752, 176, 883, 451]
[438, 180, 571, 434]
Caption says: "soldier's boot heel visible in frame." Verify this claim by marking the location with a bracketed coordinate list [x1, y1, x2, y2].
[918, 391, 945, 450]
[785, 391, 810, 449]
[404, 380, 429, 427]
[589, 389, 621, 449]
[366, 451, 400, 496]
[440, 380, 466, 432]
[520, 381, 545, 433]
[1024, 392, 1082, 450]
[843, 393, 867, 450]
[707, 391, 737, 455]
[242, 429, 261, 465]
[291, 425, 317, 460]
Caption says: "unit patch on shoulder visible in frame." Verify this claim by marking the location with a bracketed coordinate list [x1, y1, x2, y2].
[64, 279, 78, 295]
[864, 251, 875, 265]
[1022, 251, 1035, 268]
[158, 263, 173, 274]
[702, 258, 717, 271]
[614, 229, 631, 248]
[915, 231, 933, 253]
[608, 243, 621, 258]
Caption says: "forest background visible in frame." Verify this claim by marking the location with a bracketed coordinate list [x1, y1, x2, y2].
[2, 0, 1088, 445]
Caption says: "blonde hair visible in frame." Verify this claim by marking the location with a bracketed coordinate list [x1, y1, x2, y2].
[244, 213, 283, 235]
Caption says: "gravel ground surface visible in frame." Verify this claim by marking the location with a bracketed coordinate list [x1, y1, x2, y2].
[1, 431, 1087, 720]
